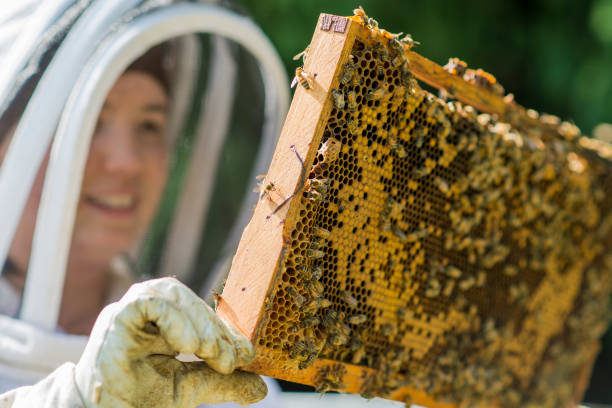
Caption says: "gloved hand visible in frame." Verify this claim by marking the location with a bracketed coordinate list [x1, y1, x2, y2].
[74, 277, 266, 407]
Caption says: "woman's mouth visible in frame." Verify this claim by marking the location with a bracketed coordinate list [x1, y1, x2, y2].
[85, 194, 137, 215]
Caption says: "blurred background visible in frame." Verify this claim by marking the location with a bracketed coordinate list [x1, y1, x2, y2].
[236, 0, 612, 403]
[240, 0, 612, 137]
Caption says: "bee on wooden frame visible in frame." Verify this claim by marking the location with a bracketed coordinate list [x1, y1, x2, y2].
[292, 45, 310, 64]
[332, 89, 345, 109]
[254, 174, 274, 201]
[291, 66, 314, 90]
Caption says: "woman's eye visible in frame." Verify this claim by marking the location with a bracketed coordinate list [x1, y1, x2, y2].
[138, 121, 162, 134]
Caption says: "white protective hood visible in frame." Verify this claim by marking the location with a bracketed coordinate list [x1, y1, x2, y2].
[0, 0, 289, 389]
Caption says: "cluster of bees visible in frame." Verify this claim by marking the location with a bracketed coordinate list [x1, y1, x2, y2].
[313, 363, 347, 393]
[284, 137, 347, 369]
[443, 58, 505, 97]
[253, 7, 612, 407]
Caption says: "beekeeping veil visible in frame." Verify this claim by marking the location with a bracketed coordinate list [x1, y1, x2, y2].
[0, 0, 289, 387]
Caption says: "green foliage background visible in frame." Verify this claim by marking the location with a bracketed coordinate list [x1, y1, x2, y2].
[240, 0, 612, 135]
[235, 0, 612, 402]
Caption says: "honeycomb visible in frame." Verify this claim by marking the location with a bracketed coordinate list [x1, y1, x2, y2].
[218, 11, 612, 408]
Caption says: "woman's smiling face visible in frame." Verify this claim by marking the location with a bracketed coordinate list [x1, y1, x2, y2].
[73, 71, 170, 258]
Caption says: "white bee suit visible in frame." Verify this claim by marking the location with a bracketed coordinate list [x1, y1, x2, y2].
[0, 0, 289, 406]
[1, 278, 270, 407]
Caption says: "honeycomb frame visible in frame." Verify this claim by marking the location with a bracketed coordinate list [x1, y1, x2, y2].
[216, 13, 612, 408]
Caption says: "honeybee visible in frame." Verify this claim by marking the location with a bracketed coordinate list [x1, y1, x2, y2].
[444, 265, 462, 279]
[359, 373, 378, 399]
[296, 265, 311, 280]
[509, 282, 529, 304]
[353, 6, 368, 24]
[415, 129, 427, 146]
[289, 340, 308, 359]
[443, 57, 468, 77]
[332, 89, 345, 109]
[388, 37, 404, 57]
[474, 271, 486, 287]
[458, 276, 475, 291]
[411, 165, 430, 179]
[391, 56, 403, 68]
[318, 297, 332, 309]
[347, 119, 358, 134]
[437, 119, 451, 139]
[425, 287, 440, 298]
[309, 237, 327, 251]
[305, 279, 324, 298]
[338, 317, 351, 336]
[381, 323, 397, 337]
[397, 307, 413, 322]
[296, 340, 321, 369]
[351, 339, 366, 364]
[286, 286, 306, 306]
[463, 68, 504, 96]
[378, 29, 400, 41]
[310, 265, 323, 280]
[313, 226, 331, 239]
[303, 183, 328, 204]
[300, 315, 320, 328]
[384, 197, 402, 218]
[503, 264, 518, 277]
[306, 249, 325, 259]
[390, 137, 408, 158]
[401, 61, 413, 86]
[299, 352, 317, 370]
[314, 364, 346, 393]
[558, 121, 581, 141]
[342, 290, 359, 308]
[348, 314, 367, 325]
[372, 42, 390, 61]
[340, 62, 357, 85]
[367, 17, 380, 32]
[302, 298, 331, 313]
[292, 45, 310, 64]
[211, 289, 222, 309]
[304, 189, 324, 203]
[425, 278, 441, 298]
[347, 91, 358, 112]
[301, 301, 317, 314]
[435, 177, 450, 195]
[392, 224, 408, 242]
[322, 310, 339, 329]
[310, 178, 331, 194]
[328, 333, 349, 346]
[400, 33, 419, 49]
[405, 228, 427, 243]
[316, 138, 341, 169]
[291, 66, 314, 89]
[442, 279, 455, 297]
[254, 175, 274, 201]
[365, 87, 387, 101]
[483, 318, 499, 342]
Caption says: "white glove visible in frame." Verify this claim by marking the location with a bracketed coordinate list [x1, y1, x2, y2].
[0, 277, 266, 408]
[76, 277, 266, 407]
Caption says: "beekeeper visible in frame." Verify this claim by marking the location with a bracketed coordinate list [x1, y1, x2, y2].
[0, 0, 288, 406]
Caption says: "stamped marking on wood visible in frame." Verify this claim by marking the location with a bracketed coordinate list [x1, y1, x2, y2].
[320, 14, 347, 33]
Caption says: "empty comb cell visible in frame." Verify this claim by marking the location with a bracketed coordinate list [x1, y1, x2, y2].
[216, 10, 612, 408]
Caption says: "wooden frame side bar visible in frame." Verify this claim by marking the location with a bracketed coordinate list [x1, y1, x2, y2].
[216, 14, 359, 340]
